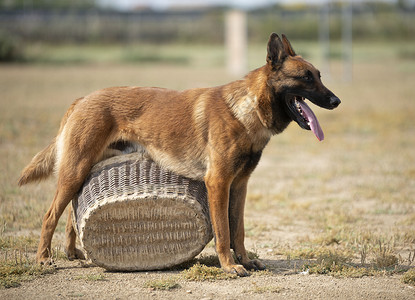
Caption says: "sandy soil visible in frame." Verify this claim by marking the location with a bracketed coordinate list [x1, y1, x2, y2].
[1, 233, 414, 300]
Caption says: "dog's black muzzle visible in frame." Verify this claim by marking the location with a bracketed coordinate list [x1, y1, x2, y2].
[328, 95, 341, 109]
[303, 90, 341, 110]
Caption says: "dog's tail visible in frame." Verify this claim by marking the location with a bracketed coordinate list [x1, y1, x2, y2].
[18, 138, 57, 186]
[18, 97, 84, 186]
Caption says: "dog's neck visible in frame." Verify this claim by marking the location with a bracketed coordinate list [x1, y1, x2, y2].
[224, 66, 292, 137]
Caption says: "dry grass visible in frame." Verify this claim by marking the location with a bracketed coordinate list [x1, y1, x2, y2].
[0, 41, 414, 288]
[401, 268, 415, 286]
[243, 283, 282, 294]
[0, 232, 66, 288]
[74, 273, 107, 282]
[180, 263, 237, 281]
[144, 278, 181, 291]
[0, 257, 56, 289]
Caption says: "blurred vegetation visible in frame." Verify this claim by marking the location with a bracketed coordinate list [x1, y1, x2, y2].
[0, 31, 23, 62]
[0, 0, 96, 10]
[250, 3, 415, 42]
[0, 1, 414, 63]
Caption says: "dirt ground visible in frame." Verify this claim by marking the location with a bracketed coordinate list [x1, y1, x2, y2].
[1, 45, 415, 299]
[0, 254, 413, 300]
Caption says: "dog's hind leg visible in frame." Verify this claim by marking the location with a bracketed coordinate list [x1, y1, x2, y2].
[36, 102, 116, 264]
[64, 206, 85, 260]
[36, 156, 94, 264]
[35, 99, 118, 264]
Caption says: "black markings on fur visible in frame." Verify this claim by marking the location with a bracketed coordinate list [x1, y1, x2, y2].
[232, 150, 262, 175]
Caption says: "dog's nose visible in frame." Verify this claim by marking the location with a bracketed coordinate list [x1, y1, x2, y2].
[330, 96, 341, 108]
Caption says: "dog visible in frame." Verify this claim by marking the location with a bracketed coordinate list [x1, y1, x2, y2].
[18, 33, 340, 276]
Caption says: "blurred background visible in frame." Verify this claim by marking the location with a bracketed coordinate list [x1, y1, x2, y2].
[1, 0, 414, 74]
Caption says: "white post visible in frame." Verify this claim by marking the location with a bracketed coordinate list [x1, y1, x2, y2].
[225, 9, 247, 76]
[342, 1, 353, 82]
[319, 0, 331, 79]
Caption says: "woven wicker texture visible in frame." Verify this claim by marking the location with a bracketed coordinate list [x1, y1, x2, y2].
[72, 153, 212, 271]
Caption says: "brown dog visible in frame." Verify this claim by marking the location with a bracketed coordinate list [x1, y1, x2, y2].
[19, 33, 340, 276]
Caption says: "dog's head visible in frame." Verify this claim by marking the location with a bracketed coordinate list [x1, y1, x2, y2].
[265, 33, 340, 141]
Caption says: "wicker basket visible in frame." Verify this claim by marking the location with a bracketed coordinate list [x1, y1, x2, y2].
[72, 153, 212, 271]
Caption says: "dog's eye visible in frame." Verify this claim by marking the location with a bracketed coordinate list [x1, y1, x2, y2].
[304, 75, 312, 82]
[303, 71, 313, 82]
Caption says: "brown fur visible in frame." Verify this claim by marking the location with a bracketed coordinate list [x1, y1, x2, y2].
[18, 34, 339, 276]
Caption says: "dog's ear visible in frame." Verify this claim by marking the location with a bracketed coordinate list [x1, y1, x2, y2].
[281, 34, 296, 56]
[266, 33, 287, 69]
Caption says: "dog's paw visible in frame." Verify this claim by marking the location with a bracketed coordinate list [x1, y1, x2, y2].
[65, 247, 85, 261]
[243, 259, 266, 271]
[223, 264, 250, 277]
[37, 256, 56, 267]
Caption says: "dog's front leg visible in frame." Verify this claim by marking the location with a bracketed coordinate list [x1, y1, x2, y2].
[229, 176, 266, 271]
[205, 171, 249, 277]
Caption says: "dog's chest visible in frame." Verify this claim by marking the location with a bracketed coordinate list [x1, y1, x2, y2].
[249, 127, 271, 153]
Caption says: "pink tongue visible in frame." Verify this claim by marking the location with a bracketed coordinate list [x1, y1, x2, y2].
[299, 101, 324, 141]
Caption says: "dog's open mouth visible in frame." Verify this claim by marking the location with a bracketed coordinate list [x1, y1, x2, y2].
[287, 96, 324, 141]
